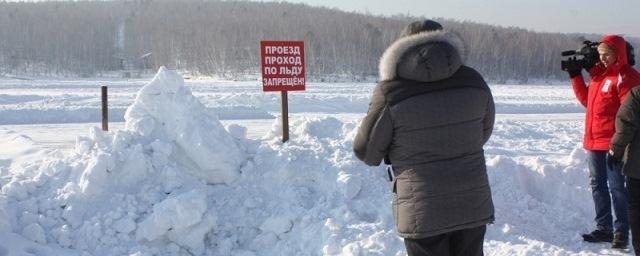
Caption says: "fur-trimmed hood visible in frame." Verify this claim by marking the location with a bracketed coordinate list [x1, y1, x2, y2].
[379, 30, 467, 82]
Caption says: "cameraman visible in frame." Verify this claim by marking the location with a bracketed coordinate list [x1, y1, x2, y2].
[564, 34, 640, 249]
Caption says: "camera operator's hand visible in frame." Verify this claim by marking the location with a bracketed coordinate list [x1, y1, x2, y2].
[606, 149, 622, 171]
[562, 58, 582, 78]
[582, 57, 598, 71]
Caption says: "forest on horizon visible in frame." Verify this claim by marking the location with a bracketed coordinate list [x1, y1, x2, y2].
[0, 0, 638, 83]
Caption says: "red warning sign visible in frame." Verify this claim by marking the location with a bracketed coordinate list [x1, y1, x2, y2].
[260, 41, 305, 91]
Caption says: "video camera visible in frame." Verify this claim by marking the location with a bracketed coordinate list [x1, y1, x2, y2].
[560, 40, 599, 71]
[561, 40, 636, 71]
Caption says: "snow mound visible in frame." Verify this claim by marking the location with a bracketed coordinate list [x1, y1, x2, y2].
[1, 68, 247, 255]
[125, 67, 244, 184]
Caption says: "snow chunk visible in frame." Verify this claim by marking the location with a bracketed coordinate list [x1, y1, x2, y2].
[22, 223, 46, 244]
[78, 151, 114, 196]
[337, 171, 362, 200]
[149, 139, 172, 168]
[136, 190, 208, 240]
[136, 189, 215, 254]
[566, 144, 586, 166]
[166, 212, 216, 254]
[341, 243, 362, 256]
[0, 199, 10, 232]
[113, 217, 136, 234]
[226, 124, 247, 140]
[259, 216, 293, 235]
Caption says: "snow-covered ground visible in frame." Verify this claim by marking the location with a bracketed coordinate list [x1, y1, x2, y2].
[0, 68, 633, 255]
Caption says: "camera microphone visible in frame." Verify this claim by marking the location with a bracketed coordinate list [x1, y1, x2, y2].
[561, 50, 577, 56]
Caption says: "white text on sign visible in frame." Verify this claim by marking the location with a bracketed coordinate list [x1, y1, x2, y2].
[260, 41, 306, 91]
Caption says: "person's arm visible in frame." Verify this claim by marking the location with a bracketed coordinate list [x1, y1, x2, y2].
[611, 88, 640, 157]
[564, 59, 590, 107]
[571, 76, 589, 108]
[353, 84, 393, 166]
[482, 91, 495, 144]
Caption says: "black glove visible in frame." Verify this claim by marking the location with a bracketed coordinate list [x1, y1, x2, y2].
[606, 150, 622, 171]
[562, 58, 582, 78]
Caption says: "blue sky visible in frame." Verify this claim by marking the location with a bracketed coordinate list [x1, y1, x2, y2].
[255, 0, 640, 37]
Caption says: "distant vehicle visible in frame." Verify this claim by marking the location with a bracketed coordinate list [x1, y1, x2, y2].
[114, 52, 152, 78]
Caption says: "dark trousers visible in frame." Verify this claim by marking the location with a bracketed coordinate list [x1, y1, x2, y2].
[403, 225, 486, 256]
[588, 150, 629, 234]
[627, 176, 640, 255]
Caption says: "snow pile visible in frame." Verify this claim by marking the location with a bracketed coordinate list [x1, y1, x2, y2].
[228, 115, 404, 255]
[0, 68, 246, 255]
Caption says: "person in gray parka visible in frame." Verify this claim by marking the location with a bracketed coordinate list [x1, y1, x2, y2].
[609, 85, 640, 255]
[353, 20, 495, 256]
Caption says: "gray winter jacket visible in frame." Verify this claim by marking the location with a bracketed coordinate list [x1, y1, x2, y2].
[611, 87, 640, 179]
[353, 30, 495, 238]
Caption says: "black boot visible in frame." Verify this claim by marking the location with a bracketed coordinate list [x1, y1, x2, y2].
[582, 230, 613, 243]
[612, 232, 629, 249]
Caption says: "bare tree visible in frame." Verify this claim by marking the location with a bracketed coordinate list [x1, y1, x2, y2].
[0, 0, 634, 82]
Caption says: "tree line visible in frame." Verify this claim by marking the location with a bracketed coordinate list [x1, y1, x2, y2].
[0, 0, 637, 83]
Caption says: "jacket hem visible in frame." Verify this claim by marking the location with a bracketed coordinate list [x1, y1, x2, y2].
[396, 216, 494, 239]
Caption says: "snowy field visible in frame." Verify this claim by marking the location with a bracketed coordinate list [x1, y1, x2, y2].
[0, 69, 633, 256]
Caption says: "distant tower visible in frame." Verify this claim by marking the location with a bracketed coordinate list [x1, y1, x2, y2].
[114, 2, 150, 78]
[117, 20, 125, 58]
[115, 20, 127, 71]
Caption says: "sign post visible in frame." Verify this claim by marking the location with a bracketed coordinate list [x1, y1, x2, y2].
[280, 91, 289, 142]
[260, 41, 305, 143]
[101, 85, 108, 131]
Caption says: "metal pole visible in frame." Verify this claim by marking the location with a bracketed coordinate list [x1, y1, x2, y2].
[281, 91, 289, 143]
[101, 86, 108, 131]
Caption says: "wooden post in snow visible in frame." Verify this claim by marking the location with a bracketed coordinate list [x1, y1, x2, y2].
[281, 91, 289, 143]
[101, 86, 108, 131]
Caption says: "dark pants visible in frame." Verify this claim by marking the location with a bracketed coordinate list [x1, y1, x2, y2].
[588, 150, 629, 234]
[404, 225, 486, 256]
[627, 176, 640, 255]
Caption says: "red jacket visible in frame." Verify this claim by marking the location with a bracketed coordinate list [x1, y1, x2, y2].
[572, 35, 640, 150]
